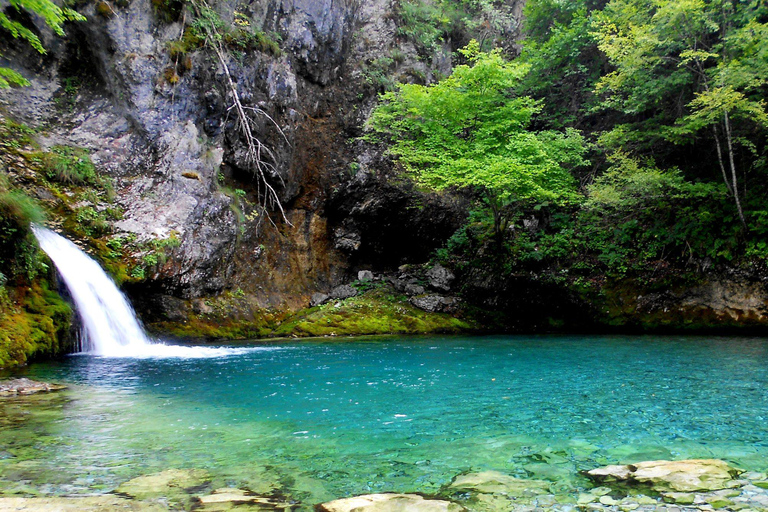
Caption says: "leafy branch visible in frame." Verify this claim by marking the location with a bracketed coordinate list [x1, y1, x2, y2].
[0, 0, 85, 87]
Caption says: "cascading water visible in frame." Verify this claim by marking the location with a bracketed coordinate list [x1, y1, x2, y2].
[32, 225, 254, 358]
[32, 225, 152, 356]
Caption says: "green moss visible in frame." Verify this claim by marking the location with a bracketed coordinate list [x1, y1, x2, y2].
[151, 317, 274, 340]
[273, 288, 476, 338]
[0, 280, 73, 368]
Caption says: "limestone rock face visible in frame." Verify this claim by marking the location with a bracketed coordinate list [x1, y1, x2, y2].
[587, 459, 742, 492]
[317, 493, 465, 512]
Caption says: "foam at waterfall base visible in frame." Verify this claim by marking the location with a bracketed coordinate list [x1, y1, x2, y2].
[32, 224, 276, 359]
[73, 343, 289, 359]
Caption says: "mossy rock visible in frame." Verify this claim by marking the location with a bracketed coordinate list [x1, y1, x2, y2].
[273, 288, 476, 338]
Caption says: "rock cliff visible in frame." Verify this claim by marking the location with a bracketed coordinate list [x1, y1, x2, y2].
[1, 0, 766, 349]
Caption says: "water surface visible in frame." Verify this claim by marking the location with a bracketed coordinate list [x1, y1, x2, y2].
[2, 335, 767, 504]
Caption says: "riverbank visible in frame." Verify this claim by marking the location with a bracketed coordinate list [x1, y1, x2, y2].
[1, 459, 766, 511]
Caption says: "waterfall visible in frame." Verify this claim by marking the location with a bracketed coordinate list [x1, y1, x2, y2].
[32, 225, 256, 359]
[32, 225, 152, 356]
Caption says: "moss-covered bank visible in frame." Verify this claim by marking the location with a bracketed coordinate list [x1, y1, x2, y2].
[0, 280, 72, 368]
[146, 286, 478, 341]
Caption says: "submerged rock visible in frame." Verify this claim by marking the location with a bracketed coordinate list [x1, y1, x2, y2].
[317, 493, 465, 512]
[197, 488, 293, 510]
[116, 468, 211, 504]
[444, 471, 552, 512]
[448, 471, 551, 496]
[586, 459, 742, 492]
[0, 378, 66, 396]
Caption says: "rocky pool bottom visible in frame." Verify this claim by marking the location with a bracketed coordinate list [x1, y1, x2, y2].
[1, 335, 768, 511]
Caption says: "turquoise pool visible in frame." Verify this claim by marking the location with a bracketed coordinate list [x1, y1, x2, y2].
[2, 334, 767, 505]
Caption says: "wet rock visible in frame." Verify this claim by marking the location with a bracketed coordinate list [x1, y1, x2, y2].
[317, 493, 465, 512]
[588, 464, 633, 481]
[310, 292, 330, 307]
[116, 468, 211, 504]
[662, 492, 695, 504]
[410, 295, 458, 313]
[196, 488, 292, 510]
[333, 227, 361, 252]
[587, 459, 742, 492]
[426, 264, 455, 292]
[445, 471, 551, 512]
[404, 283, 426, 296]
[0, 496, 166, 511]
[448, 471, 551, 496]
[708, 497, 735, 508]
[329, 285, 358, 300]
[0, 378, 66, 396]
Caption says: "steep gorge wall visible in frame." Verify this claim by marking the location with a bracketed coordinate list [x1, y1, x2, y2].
[0, 0, 496, 330]
[3, 0, 764, 343]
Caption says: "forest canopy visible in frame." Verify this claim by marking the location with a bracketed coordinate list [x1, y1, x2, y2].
[369, 0, 768, 276]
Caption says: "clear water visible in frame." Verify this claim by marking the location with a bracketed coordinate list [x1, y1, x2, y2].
[2, 334, 768, 506]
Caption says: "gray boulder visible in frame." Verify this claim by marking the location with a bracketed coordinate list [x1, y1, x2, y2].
[404, 283, 426, 296]
[310, 293, 330, 307]
[329, 285, 358, 300]
[410, 295, 458, 313]
[427, 264, 455, 292]
[357, 270, 374, 281]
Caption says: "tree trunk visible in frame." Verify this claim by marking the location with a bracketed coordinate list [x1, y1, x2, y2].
[723, 111, 747, 228]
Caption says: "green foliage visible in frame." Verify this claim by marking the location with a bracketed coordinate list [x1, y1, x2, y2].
[224, 28, 282, 57]
[510, 154, 745, 278]
[394, 0, 516, 59]
[368, 42, 587, 237]
[520, 0, 606, 128]
[591, 0, 768, 156]
[580, 154, 736, 267]
[0, 178, 46, 281]
[32, 145, 100, 186]
[0, 0, 85, 87]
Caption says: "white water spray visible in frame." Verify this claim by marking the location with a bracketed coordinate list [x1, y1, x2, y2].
[32, 225, 257, 358]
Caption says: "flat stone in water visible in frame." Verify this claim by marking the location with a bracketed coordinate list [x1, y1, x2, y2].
[0, 379, 66, 397]
[587, 459, 742, 492]
[116, 468, 211, 504]
[317, 493, 465, 512]
[448, 471, 551, 495]
[0, 496, 166, 511]
[197, 488, 293, 510]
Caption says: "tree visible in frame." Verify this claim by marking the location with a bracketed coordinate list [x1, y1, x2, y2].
[367, 41, 587, 239]
[592, 0, 768, 226]
[0, 0, 84, 87]
[519, 0, 608, 129]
